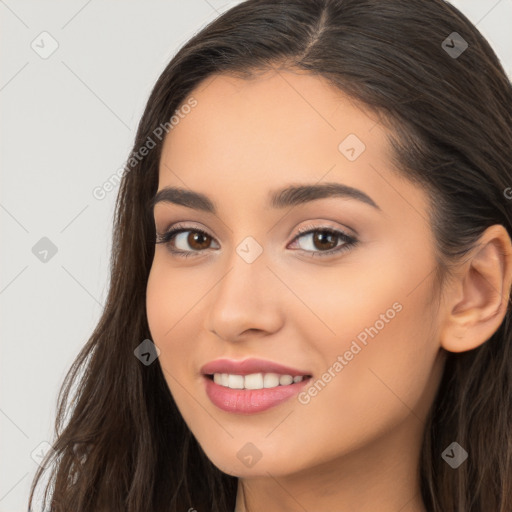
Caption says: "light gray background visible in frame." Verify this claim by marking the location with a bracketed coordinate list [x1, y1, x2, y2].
[1, 1, 511, 510]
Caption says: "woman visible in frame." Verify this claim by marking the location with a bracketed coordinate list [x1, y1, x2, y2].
[28, 0, 512, 510]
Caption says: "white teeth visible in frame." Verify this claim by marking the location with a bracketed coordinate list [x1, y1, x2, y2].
[263, 373, 280, 388]
[279, 375, 294, 386]
[228, 374, 244, 389]
[211, 372, 308, 390]
[244, 373, 264, 390]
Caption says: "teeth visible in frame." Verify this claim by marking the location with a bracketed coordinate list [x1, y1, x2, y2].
[279, 375, 293, 386]
[228, 374, 244, 389]
[245, 373, 264, 389]
[211, 372, 308, 390]
[263, 373, 280, 388]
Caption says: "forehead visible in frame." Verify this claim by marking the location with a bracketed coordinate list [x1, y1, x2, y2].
[162, 68, 389, 163]
[157, 69, 429, 226]
[161, 70, 388, 176]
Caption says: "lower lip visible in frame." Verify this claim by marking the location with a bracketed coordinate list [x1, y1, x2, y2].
[203, 375, 311, 414]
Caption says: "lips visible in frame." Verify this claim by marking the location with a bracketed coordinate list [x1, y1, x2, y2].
[200, 357, 312, 377]
[200, 357, 313, 414]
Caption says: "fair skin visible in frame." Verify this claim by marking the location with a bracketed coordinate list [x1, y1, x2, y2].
[146, 68, 512, 512]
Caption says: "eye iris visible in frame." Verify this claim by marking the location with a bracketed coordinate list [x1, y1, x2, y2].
[189, 231, 211, 250]
[313, 231, 337, 251]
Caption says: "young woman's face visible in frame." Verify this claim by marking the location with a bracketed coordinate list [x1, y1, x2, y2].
[146, 69, 447, 478]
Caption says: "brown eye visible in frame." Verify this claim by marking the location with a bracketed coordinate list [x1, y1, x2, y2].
[186, 231, 212, 250]
[155, 226, 220, 257]
[290, 226, 358, 258]
[310, 230, 338, 251]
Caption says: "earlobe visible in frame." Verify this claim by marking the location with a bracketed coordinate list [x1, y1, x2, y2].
[440, 224, 512, 353]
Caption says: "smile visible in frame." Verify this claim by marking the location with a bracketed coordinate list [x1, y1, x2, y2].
[200, 357, 313, 414]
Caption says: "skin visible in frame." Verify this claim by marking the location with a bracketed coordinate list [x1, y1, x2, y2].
[146, 68, 512, 512]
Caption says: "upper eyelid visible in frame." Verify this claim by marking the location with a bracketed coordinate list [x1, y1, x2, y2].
[157, 223, 355, 246]
[158, 221, 352, 237]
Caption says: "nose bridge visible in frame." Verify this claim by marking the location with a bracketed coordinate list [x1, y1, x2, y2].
[205, 236, 282, 340]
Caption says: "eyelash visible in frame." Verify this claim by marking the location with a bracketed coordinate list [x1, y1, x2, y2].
[155, 222, 358, 259]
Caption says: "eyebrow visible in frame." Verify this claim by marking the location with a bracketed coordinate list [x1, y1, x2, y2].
[150, 182, 381, 214]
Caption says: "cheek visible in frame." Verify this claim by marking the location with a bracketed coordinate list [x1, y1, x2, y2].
[146, 263, 204, 434]
[285, 291, 439, 471]
[146, 262, 173, 351]
[145, 259, 199, 377]
[321, 276, 438, 424]
[286, 247, 439, 439]
[146, 254, 213, 346]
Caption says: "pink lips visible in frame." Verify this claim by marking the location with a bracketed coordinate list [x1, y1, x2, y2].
[200, 357, 310, 377]
[201, 357, 312, 414]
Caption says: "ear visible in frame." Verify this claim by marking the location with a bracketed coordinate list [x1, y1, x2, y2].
[440, 224, 512, 353]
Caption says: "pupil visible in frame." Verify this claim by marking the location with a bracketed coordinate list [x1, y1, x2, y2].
[314, 231, 336, 250]
[190, 232, 210, 249]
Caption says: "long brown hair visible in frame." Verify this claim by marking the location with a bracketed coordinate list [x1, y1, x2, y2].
[28, 1, 512, 510]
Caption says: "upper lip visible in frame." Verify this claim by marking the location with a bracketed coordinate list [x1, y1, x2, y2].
[200, 357, 312, 377]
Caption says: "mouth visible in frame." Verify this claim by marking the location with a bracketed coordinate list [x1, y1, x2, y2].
[200, 357, 313, 414]
[203, 373, 312, 415]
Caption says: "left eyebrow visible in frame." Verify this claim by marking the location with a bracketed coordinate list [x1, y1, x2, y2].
[270, 182, 381, 211]
[150, 182, 381, 213]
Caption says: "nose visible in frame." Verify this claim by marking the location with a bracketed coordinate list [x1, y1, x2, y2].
[204, 246, 285, 343]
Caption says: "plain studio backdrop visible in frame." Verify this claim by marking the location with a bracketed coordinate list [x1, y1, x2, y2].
[1, 1, 511, 510]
